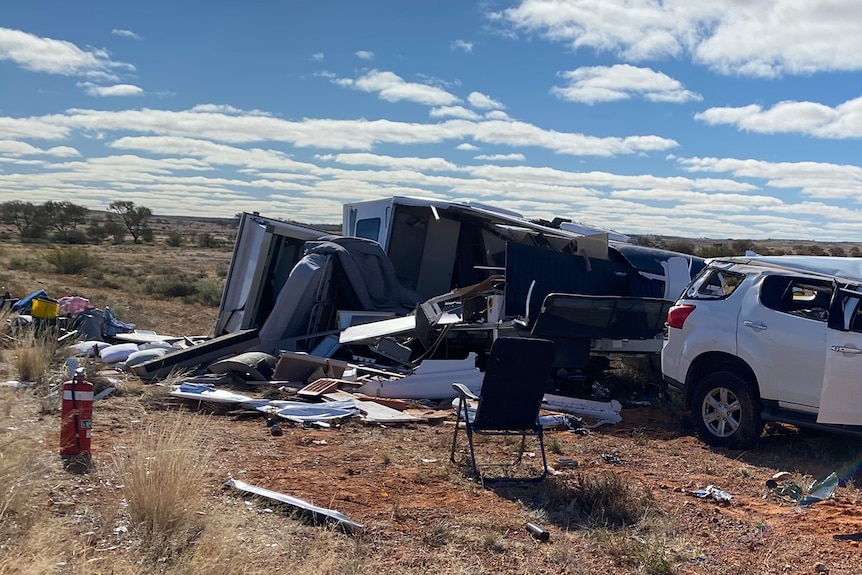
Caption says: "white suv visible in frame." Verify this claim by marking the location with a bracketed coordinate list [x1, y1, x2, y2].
[662, 256, 862, 449]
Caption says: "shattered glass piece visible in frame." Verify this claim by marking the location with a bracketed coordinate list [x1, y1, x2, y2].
[801, 471, 839, 505]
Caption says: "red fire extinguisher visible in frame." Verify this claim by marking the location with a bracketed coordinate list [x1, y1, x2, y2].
[60, 368, 93, 457]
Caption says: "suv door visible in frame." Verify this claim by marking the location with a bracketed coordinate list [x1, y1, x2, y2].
[819, 289, 862, 425]
[737, 273, 832, 411]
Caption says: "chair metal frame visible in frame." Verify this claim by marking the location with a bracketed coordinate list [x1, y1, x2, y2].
[449, 337, 554, 483]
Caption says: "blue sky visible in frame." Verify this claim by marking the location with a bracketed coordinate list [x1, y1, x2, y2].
[2, 1, 862, 241]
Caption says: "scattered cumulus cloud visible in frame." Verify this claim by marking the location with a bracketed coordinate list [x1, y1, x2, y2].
[355, 50, 375, 60]
[0, 140, 80, 157]
[78, 82, 144, 97]
[695, 96, 862, 139]
[450, 39, 474, 53]
[456, 143, 480, 151]
[111, 29, 141, 40]
[474, 153, 525, 161]
[0, 26, 134, 80]
[430, 106, 481, 120]
[467, 91, 505, 110]
[551, 64, 701, 104]
[501, 0, 862, 77]
[310, 52, 324, 62]
[334, 69, 460, 106]
[484, 110, 510, 121]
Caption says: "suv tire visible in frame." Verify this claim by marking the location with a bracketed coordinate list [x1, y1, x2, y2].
[692, 371, 763, 449]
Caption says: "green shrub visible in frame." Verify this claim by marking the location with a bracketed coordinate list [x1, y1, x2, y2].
[165, 231, 183, 247]
[42, 247, 100, 274]
[144, 273, 198, 298]
[185, 278, 224, 307]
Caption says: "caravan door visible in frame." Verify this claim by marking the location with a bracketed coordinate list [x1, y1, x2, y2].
[818, 290, 862, 425]
[215, 213, 325, 335]
[342, 199, 393, 248]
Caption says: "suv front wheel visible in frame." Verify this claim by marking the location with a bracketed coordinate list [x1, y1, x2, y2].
[692, 371, 763, 449]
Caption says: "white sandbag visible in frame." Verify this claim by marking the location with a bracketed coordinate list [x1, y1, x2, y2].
[124, 347, 170, 367]
[67, 340, 111, 357]
[98, 343, 140, 364]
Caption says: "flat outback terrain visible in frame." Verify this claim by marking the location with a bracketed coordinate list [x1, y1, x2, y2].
[2, 230, 862, 575]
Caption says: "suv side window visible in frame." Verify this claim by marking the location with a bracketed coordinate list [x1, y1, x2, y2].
[685, 267, 745, 299]
[760, 275, 833, 321]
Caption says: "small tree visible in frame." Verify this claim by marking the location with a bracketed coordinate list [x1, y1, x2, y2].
[103, 220, 128, 244]
[42, 201, 89, 234]
[108, 200, 153, 244]
[0, 201, 48, 240]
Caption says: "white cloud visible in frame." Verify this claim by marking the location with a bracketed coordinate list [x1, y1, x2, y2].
[484, 110, 510, 120]
[501, 0, 862, 77]
[0, 26, 134, 80]
[45, 146, 81, 157]
[111, 29, 141, 40]
[310, 52, 324, 62]
[355, 50, 375, 60]
[109, 136, 319, 172]
[695, 97, 862, 139]
[676, 156, 862, 200]
[78, 82, 144, 97]
[334, 69, 460, 106]
[7, 106, 676, 158]
[551, 64, 701, 104]
[467, 91, 505, 110]
[319, 152, 458, 172]
[474, 153, 525, 161]
[451, 39, 474, 53]
[429, 106, 481, 120]
[190, 103, 272, 116]
[456, 143, 480, 151]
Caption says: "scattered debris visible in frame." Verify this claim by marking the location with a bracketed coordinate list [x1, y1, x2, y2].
[690, 485, 733, 503]
[543, 394, 623, 426]
[526, 522, 550, 542]
[601, 453, 627, 466]
[224, 478, 364, 534]
[767, 471, 839, 505]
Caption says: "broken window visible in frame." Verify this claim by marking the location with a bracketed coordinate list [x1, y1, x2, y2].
[685, 267, 744, 300]
[760, 275, 833, 321]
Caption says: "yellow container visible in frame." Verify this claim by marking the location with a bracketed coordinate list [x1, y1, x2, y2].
[31, 298, 60, 320]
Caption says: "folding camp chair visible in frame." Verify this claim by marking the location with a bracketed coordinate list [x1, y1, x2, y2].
[449, 337, 555, 483]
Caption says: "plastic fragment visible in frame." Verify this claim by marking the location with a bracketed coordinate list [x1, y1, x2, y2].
[690, 485, 732, 502]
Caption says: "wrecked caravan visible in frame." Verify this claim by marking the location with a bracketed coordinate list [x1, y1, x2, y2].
[213, 197, 702, 374]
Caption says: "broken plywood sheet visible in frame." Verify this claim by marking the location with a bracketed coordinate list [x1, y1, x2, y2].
[322, 391, 423, 424]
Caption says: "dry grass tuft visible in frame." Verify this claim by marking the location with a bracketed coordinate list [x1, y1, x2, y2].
[113, 416, 213, 560]
[8, 329, 56, 384]
[573, 471, 656, 528]
[0, 420, 54, 552]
